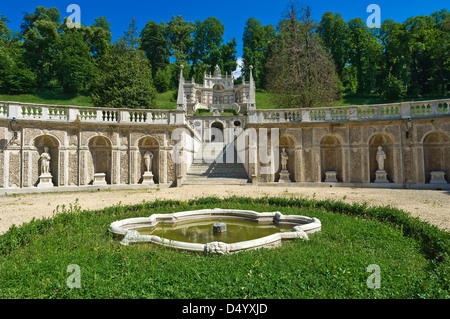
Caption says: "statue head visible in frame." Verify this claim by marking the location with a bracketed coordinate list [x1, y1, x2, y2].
[44, 146, 49, 153]
[378, 146, 383, 151]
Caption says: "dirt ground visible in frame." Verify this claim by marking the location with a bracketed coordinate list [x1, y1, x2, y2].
[0, 185, 449, 235]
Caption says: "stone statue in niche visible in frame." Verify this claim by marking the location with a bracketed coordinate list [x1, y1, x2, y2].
[144, 151, 153, 172]
[376, 146, 386, 170]
[375, 146, 389, 183]
[281, 147, 288, 171]
[279, 147, 291, 183]
[40, 147, 51, 174]
[142, 151, 154, 186]
[38, 146, 53, 188]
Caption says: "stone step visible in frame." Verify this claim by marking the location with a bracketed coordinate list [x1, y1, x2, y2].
[185, 162, 249, 185]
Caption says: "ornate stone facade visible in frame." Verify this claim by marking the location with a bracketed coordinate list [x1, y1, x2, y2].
[0, 68, 449, 192]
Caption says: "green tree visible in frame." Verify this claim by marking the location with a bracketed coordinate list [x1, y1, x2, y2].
[87, 17, 113, 59]
[191, 17, 225, 74]
[318, 12, 349, 77]
[266, 2, 338, 107]
[91, 21, 156, 109]
[91, 43, 157, 108]
[165, 16, 194, 63]
[242, 17, 276, 88]
[347, 18, 383, 95]
[0, 15, 36, 94]
[140, 20, 170, 78]
[55, 27, 96, 94]
[21, 7, 61, 89]
[219, 38, 238, 75]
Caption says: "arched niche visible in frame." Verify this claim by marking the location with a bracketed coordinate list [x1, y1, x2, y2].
[212, 83, 224, 104]
[277, 135, 296, 182]
[138, 136, 160, 184]
[33, 135, 60, 186]
[88, 136, 112, 185]
[320, 135, 343, 182]
[423, 132, 450, 183]
[195, 90, 202, 103]
[210, 121, 224, 143]
[368, 133, 394, 182]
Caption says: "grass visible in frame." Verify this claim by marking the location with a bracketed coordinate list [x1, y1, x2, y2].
[0, 90, 178, 109]
[1, 89, 447, 110]
[0, 90, 93, 107]
[0, 196, 448, 299]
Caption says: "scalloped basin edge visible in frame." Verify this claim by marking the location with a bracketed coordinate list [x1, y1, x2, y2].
[109, 208, 321, 254]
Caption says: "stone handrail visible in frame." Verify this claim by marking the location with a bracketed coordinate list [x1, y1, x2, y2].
[0, 101, 187, 125]
[247, 99, 450, 124]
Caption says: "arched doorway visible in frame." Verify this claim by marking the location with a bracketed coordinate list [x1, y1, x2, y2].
[320, 135, 343, 182]
[368, 133, 394, 182]
[88, 136, 112, 185]
[210, 121, 224, 143]
[423, 132, 450, 183]
[138, 136, 160, 184]
[33, 135, 59, 187]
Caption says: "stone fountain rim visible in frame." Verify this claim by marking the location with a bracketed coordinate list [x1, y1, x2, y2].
[109, 208, 321, 254]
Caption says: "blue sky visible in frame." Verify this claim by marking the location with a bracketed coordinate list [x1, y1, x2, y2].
[1, 0, 448, 60]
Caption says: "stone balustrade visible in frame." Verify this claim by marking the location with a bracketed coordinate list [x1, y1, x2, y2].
[247, 99, 450, 124]
[0, 101, 187, 126]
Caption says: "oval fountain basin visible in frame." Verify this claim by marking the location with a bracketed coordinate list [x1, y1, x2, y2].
[109, 208, 321, 254]
[138, 218, 295, 244]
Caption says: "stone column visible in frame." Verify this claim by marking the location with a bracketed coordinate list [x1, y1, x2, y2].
[295, 148, 302, 182]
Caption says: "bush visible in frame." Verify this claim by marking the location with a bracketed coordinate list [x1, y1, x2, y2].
[382, 74, 407, 100]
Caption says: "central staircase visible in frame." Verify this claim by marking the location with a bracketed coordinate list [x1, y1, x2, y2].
[184, 142, 250, 185]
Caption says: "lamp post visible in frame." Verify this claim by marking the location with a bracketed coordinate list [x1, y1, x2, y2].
[406, 118, 413, 139]
[9, 117, 18, 140]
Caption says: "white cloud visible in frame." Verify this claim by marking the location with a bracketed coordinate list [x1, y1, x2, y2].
[233, 57, 244, 78]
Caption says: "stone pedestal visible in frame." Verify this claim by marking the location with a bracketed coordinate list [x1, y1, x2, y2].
[93, 173, 107, 186]
[278, 170, 291, 183]
[141, 171, 154, 186]
[37, 173, 53, 188]
[430, 171, 447, 184]
[374, 169, 389, 183]
[324, 171, 338, 182]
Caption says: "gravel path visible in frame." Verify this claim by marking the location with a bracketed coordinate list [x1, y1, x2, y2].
[0, 185, 449, 235]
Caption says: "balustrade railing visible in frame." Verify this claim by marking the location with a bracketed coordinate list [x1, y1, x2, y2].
[247, 99, 450, 124]
[0, 102, 185, 125]
[1, 98, 449, 126]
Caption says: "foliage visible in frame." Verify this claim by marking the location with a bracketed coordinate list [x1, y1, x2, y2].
[90, 42, 156, 109]
[242, 17, 276, 88]
[381, 74, 407, 100]
[266, 3, 339, 107]
[0, 196, 448, 299]
[0, 4, 448, 107]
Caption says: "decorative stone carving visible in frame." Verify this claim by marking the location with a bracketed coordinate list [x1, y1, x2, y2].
[290, 226, 309, 240]
[375, 146, 389, 183]
[204, 241, 230, 255]
[121, 230, 142, 246]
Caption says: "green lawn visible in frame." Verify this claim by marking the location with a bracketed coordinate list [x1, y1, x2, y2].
[0, 90, 94, 107]
[0, 196, 448, 299]
[0, 90, 447, 110]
